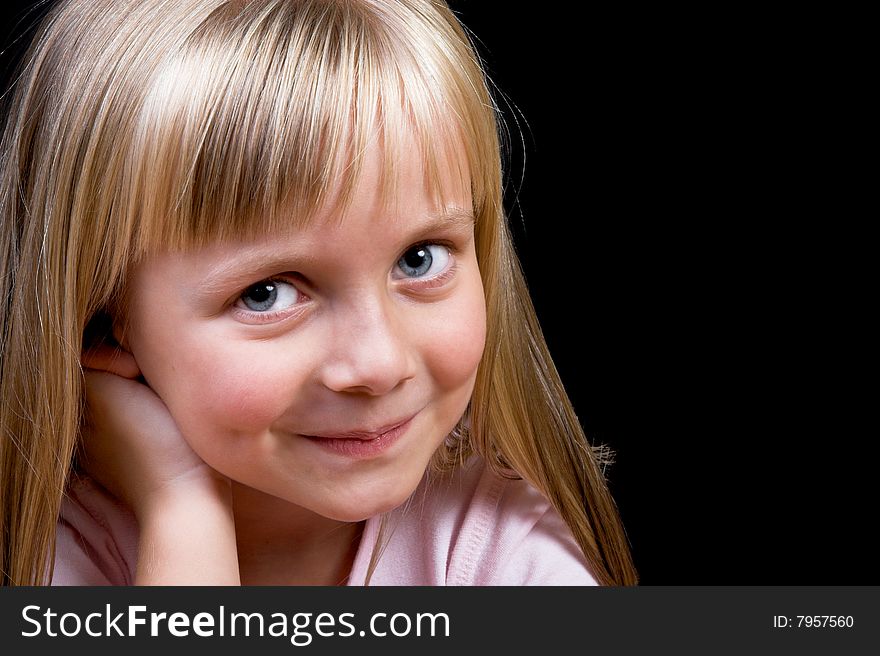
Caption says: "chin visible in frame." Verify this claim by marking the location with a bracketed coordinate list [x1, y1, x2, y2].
[314, 478, 423, 523]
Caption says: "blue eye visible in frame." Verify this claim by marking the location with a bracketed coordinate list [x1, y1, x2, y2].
[236, 279, 300, 312]
[396, 244, 450, 278]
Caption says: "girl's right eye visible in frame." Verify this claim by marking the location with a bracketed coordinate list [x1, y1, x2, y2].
[235, 279, 301, 313]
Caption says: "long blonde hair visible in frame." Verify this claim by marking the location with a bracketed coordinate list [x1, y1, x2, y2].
[0, 0, 637, 586]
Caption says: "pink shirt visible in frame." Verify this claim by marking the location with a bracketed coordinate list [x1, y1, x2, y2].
[53, 457, 598, 586]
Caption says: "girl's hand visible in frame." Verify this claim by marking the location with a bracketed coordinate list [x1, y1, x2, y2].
[80, 343, 224, 519]
[80, 342, 240, 584]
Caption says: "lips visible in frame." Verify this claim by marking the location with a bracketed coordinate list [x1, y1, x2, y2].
[301, 413, 418, 459]
[302, 415, 414, 441]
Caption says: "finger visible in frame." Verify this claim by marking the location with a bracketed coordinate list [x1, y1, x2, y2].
[81, 343, 141, 379]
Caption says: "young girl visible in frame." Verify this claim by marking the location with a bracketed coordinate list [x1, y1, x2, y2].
[0, 0, 637, 586]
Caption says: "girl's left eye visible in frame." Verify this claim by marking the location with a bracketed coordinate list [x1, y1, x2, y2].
[394, 243, 450, 279]
[235, 279, 301, 313]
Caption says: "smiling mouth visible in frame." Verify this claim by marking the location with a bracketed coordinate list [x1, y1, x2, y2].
[300, 414, 417, 458]
[302, 415, 415, 441]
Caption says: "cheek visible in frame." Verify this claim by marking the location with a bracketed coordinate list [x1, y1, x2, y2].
[195, 363, 284, 430]
[421, 280, 487, 389]
[138, 329, 298, 439]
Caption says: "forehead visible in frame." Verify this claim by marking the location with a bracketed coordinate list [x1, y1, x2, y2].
[165, 204, 474, 275]
[321, 129, 472, 221]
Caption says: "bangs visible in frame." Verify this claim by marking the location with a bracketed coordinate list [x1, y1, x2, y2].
[125, 0, 498, 257]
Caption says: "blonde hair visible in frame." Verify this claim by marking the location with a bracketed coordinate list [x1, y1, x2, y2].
[0, 0, 637, 585]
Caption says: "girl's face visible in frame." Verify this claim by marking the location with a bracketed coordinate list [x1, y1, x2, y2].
[123, 143, 486, 522]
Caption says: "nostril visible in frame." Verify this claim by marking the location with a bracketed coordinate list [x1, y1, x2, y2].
[319, 340, 415, 396]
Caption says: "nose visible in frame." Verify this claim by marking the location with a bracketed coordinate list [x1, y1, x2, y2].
[319, 295, 416, 396]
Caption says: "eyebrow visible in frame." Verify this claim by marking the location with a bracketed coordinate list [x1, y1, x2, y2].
[196, 208, 475, 298]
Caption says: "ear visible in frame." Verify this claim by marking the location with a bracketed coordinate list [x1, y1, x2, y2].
[81, 340, 141, 380]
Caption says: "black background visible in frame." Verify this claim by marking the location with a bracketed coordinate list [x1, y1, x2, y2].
[1, 2, 870, 584]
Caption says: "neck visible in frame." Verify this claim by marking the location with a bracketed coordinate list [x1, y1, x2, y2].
[231, 482, 364, 586]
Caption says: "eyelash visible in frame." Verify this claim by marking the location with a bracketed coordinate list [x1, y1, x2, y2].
[229, 240, 458, 324]
[230, 276, 308, 325]
[395, 239, 458, 289]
